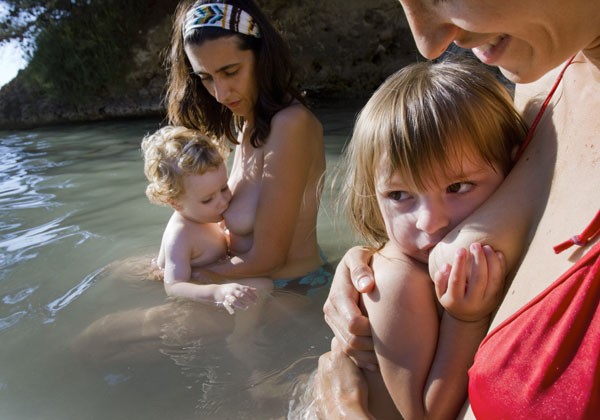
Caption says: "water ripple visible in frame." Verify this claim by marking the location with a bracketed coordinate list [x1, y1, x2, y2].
[2, 286, 39, 305]
[0, 310, 28, 332]
[44, 266, 106, 322]
[0, 213, 97, 270]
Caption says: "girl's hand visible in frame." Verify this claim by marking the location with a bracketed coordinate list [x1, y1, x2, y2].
[215, 283, 259, 315]
[323, 246, 378, 370]
[433, 242, 506, 322]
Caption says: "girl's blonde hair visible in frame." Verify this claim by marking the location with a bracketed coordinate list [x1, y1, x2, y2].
[141, 125, 225, 205]
[342, 58, 528, 248]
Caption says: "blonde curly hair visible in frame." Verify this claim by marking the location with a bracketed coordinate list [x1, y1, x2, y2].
[141, 125, 226, 205]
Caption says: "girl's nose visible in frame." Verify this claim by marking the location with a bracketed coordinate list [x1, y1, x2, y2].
[400, 0, 460, 59]
[415, 199, 451, 235]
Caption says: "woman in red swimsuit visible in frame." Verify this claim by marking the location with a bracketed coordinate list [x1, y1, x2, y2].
[315, 0, 600, 418]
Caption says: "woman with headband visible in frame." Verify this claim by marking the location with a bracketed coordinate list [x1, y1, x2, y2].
[166, 0, 331, 294]
[73, 0, 329, 369]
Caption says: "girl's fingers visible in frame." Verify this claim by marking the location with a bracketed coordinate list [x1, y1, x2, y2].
[433, 263, 451, 300]
[446, 247, 468, 301]
[466, 242, 488, 300]
[483, 246, 506, 299]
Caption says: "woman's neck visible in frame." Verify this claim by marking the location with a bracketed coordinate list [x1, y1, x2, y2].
[578, 49, 600, 84]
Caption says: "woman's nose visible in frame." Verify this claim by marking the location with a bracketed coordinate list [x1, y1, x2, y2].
[415, 199, 450, 235]
[212, 78, 230, 103]
[400, 0, 460, 59]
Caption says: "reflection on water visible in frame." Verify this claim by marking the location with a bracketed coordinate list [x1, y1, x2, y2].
[0, 103, 361, 420]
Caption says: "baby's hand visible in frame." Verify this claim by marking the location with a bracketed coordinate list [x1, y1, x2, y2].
[433, 243, 506, 322]
[216, 283, 259, 315]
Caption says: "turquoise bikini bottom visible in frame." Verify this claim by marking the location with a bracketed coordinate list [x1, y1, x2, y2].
[272, 260, 334, 296]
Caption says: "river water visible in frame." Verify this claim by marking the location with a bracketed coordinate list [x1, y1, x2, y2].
[0, 103, 362, 420]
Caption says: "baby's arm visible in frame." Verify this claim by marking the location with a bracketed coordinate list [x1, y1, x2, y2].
[162, 229, 259, 313]
[361, 253, 439, 419]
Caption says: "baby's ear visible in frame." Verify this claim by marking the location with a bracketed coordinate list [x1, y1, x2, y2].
[167, 198, 182, 211]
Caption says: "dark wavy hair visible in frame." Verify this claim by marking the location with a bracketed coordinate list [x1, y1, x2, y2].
[166, 0, 305, 148]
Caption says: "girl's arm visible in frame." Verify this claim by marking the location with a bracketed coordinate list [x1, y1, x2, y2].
[316, 244, 506, 419]
[424, 243, 506, 418]
[362, 254, 439, 419]
[202, 105, 323, 279]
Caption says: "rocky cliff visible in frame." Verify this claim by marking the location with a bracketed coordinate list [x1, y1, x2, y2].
[0, 0, 417, 129]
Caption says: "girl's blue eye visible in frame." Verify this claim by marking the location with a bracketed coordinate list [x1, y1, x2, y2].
[388, 191, 409, 201]
[447, 183, 461, 193]
[447, 182, 473, 194]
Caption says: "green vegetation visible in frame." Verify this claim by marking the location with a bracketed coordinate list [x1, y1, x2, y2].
[0, 0, 177, 102]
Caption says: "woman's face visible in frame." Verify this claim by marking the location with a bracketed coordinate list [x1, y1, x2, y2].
[398, 0, 589, 83]
[185, 35, 258, 120]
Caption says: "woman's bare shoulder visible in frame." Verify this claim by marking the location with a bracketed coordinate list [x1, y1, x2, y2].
[271, 102, 322, 136]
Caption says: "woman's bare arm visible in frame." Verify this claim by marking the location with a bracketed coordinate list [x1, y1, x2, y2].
[322, 246, 377, 369]
[314, 339, 375, 420]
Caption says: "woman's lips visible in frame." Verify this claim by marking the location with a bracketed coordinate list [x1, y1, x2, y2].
[471, 34, 509, 65]
[226, 100, 241, 110]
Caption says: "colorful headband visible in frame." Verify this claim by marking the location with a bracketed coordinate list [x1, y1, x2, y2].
[183, 3, 261, 39]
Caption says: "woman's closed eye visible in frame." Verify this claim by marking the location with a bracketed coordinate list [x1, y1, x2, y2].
[194, 72, 212, 83]
[223, 68, 239, 77]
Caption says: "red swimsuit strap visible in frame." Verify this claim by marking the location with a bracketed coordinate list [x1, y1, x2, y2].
[554, 210, 600, 254]
[513, 55, 600, 254]
[514, 55, 576, 161]
[522, 55, 600, 254]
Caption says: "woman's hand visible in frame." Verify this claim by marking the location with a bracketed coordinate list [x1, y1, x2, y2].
[313, 338, 374, 420]
[433, 243, 506, 322]
[323, 246, 378, 369]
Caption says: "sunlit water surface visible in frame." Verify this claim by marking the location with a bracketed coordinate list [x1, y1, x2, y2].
[0, 103, 362, 420]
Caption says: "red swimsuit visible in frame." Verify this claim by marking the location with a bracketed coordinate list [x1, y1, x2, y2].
[468, 239, 600, 419]
[468, 57, 600, 419]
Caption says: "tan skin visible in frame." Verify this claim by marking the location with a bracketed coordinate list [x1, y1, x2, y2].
[185, 36, 326, 282]
[316, 0, 600, 418]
